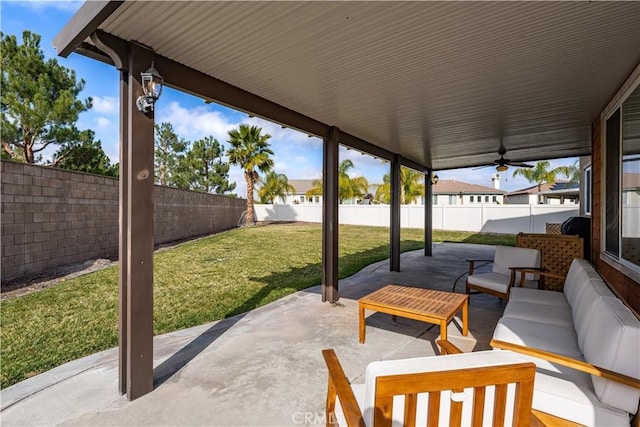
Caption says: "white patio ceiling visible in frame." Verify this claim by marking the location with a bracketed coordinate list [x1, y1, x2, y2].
[89, 1, 639, 170]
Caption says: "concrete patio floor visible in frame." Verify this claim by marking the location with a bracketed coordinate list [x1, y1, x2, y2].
[1, 243, 507, 426]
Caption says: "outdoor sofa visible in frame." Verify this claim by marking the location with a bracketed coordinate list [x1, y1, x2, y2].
[491, 258, 640, 426]
[323, 259, 640, 426]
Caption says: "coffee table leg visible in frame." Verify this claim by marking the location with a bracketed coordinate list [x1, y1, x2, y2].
[440, 320, 447, 341]
[359, 304, 365, 344]
[462, 298, 469, 337]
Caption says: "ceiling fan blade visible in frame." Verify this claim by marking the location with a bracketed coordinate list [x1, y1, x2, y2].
[472, 165, 493, 170]
[509, 161, 534, 168]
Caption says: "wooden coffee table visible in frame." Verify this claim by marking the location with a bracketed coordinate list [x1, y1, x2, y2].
[359, 284, 468, 343]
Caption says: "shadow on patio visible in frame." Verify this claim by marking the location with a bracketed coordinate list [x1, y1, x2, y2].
[1, 242, 507, 426]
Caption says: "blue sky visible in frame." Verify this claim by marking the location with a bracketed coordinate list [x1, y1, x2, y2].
[1, 1, 578, 197]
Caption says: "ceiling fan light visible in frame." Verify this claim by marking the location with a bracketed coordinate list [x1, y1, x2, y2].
[496, 165, 509, 172]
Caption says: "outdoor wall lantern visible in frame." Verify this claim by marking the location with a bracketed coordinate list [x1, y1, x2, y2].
[136, 62, 163, 113]
[431, 174, 439, 185]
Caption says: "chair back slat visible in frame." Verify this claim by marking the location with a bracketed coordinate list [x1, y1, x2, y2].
[426, 391, 441, 427]
[373, 395, 393, 427]
[403, 393, 417, 427]
[449, 389, 464, 427]
[492, 384, 508, 426]
[471, 386, 486, 425]
[513, 380, 536, 426]
[373, 363, 536, 426]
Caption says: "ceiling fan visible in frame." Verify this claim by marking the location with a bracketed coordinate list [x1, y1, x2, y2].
[477, 147, 534, 172]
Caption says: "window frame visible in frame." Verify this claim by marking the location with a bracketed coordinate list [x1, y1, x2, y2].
[583, 165, 592, 216]
[601, 77, 640, 278]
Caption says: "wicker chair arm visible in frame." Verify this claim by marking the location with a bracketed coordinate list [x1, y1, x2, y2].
[322, 349, 366, 427]
[490, 340, 640, 389]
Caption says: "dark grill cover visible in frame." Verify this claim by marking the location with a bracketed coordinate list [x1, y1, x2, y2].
[561, 216, 591, 260]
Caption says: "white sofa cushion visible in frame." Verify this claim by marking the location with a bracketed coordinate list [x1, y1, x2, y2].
[582, 297, 640, 415]
[517, 355, 632, 426]
[501, 300, 573, 327]
[572, 276, 618, 351]
[493, 317, 583, 359]
[563, 258, 604, 308]
[509, 287, 568, 306]
[467, 272, 537, 294]
[492, 246, 541, 281]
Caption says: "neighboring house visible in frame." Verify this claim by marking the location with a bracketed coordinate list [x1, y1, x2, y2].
[506, 181, 580, 205]
[282, 179, 372, 205]
[282, 179, 322, 205]
[431, 179, 506, 205]
[622, 173, 640, 206]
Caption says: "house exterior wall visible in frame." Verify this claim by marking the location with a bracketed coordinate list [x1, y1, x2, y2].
[283, 194, 322, 205]
[433, 194, 503, 205]
[1, 160, 245, 282]
[592, 103, 640, 313]
[505, 194, 536, 204]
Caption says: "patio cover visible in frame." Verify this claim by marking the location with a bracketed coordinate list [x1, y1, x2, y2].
[55, 1, 640, 170]
[53, 0, 640, 401]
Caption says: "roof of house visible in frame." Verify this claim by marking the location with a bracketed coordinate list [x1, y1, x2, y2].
[432, 180, 506, 195]
[506, 180, 579, 196]
[623, 173, 640, 189]
[288, 179, 319, 194]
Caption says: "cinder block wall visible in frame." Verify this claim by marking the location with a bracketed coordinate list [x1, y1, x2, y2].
[1, 160, 245, 282]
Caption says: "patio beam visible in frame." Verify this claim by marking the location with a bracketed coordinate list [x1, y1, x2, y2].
[322, 127, 340, 302]
[67, 32, 432, 175]
[425, 170, 433, 257]
[53, 1, 123, 58]
[390, 154, 401, 272]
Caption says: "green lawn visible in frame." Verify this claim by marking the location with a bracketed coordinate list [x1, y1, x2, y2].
[0, 223, 514, 388]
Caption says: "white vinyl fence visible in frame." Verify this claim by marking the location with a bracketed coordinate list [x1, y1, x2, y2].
[254, 204, 581, 234]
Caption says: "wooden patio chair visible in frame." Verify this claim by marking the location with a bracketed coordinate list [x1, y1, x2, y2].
[322, 341, 538, 427]
[465, 246, 542, 301]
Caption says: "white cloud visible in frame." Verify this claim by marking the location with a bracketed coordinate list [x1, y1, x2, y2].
[156, 102, 236, 142]
[92, 96, 118, 114]
[96, 117, 111, 130]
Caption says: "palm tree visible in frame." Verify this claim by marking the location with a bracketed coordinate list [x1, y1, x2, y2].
[258, 171, 295, 204]
[512, 161, 564, 204]
[375, 167, 425, 204]
[227, 124, 274, 225]
[306, 179, 323, 198]
[306, 159, 369, 204]
[400, 168, 425, 204]
[555, 160, 580, 184]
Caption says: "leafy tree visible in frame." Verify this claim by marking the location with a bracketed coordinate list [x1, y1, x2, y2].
[227, 124, 274, 225]
[305, 159, 369, 204]
[258, 171, 295, 204]
[512, 161, 568, 203]
[51, 130, 118, 177]
[1, 31, 92, 163]
[154, 122, 187, 186]
[375, 167, 425, 204]
[176, 136, 236, 194]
